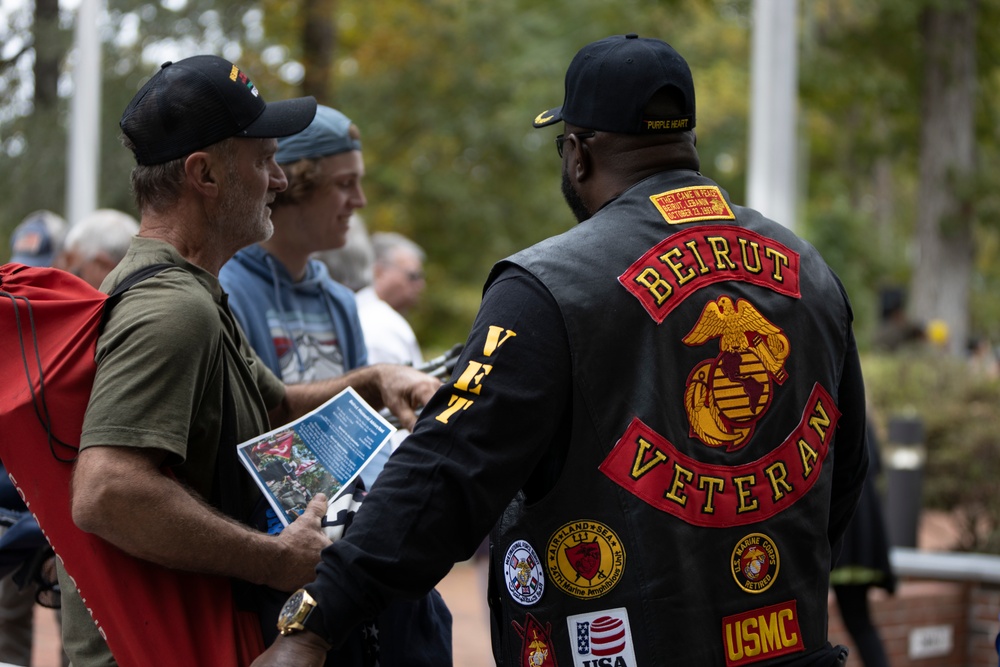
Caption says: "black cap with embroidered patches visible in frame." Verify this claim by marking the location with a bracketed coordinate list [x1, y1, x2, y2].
[532, 33, 695, 135]
[120, 55, 318, 166]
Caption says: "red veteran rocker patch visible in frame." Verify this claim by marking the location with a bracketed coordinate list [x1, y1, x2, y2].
[599, 383, 840, 528]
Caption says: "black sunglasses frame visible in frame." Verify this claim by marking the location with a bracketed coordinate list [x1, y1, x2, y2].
[555, 131, 596, 158]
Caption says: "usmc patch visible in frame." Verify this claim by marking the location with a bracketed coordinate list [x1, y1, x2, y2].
[723, 600, 804, 666]
[504, 539, 545, 605]
[512, 613, 558, 667]
[547, 520, 625, 600]
[731, 533, 780, 594]
[567, 607, 638, 667]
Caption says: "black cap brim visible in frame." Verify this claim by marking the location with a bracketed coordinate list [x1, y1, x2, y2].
[532, 106, 563, 128]
[243, 96, 318, 139]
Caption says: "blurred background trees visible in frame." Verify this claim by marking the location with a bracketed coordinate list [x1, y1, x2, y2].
[3, 0, 1000, 549]
[6, 0, 999, 354]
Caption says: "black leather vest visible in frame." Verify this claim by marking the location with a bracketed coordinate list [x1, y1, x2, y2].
[487, 171, 857, 667]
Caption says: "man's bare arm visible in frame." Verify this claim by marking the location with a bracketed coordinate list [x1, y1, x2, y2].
[71, 445, 330, 592]
[270, 363, 441, 429]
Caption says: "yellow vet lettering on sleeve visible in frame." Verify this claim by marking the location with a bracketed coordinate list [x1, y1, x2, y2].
[454, 362, 493, 395]
[433, 325, 516, 425]
[483, 326, 516, 356]
[435, 395, 474, 424]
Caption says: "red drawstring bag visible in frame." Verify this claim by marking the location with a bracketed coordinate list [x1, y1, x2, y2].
[0, 262, 265, 667]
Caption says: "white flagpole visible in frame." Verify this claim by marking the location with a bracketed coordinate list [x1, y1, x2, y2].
[66, 0, 102, 227]
[747, 0, 799, 230]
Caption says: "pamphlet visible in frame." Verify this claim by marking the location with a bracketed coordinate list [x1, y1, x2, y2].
[237, 387, 395, 526]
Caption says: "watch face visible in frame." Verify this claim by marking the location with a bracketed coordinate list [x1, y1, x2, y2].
[279, 590, 306, 626]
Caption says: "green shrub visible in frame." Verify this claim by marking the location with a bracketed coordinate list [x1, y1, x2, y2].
[862, 351, 1000, 554]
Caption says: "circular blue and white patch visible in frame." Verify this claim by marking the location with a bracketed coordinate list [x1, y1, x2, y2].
[504, 539, 544, 606]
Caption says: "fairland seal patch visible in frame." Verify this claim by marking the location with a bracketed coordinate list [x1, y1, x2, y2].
[504, 539, 545, 605]
[546, 520, 625, 600]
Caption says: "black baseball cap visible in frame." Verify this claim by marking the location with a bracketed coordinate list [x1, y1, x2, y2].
[120, 55, 318, 166]
[532, 34, 695, 135]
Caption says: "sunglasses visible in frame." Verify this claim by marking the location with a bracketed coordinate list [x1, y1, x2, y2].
[555, 131, 596, 158]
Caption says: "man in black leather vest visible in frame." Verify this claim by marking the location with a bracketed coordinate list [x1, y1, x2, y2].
[254, 34, 868, 667]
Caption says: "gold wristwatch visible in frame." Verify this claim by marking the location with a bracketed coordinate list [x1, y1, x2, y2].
[277, 588, 319, 636]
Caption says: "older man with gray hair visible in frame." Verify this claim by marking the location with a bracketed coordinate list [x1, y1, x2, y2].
[355, 231, 427, 367]
[57, 209, 139, 288]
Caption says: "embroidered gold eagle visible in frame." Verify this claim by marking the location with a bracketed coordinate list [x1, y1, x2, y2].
[681, 296, 791, 451]
[682, 296, 789, 379]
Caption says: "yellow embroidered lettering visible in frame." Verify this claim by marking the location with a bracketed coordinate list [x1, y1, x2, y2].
[435, 395, 474, 424]
[733, 474, 759, 512]
[634, 267, 673, 305]
[659, 247, 697, 286]
[454, 361, 492, 395]
[765, 247, 789, 282]
[684, 239, 711, 274]
[707, 236, 738, 270]
[738, 238, 763, 274]
[758, 612, 781, 653]
[483, 326, 516, 356]
[630, 437, 667, 479]
[741, 617, 761, 656]
[698, 475, 725, 513]
[797, 438, 818, 478]
[664, 463, 694, 507]
[726, 622, 744, 661]
[764, 462, 792, 502]
[808, 400, 831, 440]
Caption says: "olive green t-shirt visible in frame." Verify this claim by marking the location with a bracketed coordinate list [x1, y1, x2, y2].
[60, 237, 286, 665]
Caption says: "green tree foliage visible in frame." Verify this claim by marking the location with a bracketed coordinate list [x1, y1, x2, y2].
[3, 0, 999, 352]
[799, 0, 1000, 351]
[326, 0, 754, 350]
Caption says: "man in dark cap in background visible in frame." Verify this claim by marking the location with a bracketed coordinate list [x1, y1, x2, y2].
[58, 56, 439, 665]
[254, 34, 868, 667]
[7, 210, 67, 267]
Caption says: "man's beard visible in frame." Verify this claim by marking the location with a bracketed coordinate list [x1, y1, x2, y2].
[561, 169, 591, 223]
[214, 168, 274, 249]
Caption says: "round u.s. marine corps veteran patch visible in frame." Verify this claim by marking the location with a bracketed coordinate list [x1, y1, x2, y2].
[504, 539, 545, 605]
[731, 532, 780, 594]
[546, 520, 625, 600]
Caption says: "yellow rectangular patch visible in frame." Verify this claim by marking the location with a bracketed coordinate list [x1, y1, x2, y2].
[650, 185, 736, 225]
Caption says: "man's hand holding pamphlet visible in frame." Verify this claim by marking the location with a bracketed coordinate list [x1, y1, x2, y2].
[237, 387, 396, 531]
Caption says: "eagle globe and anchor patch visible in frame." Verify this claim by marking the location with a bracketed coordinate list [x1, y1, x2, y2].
[731, 533, 780, 594]
[682, 295, 790, 452]
[512, 613, 559, 667]
[546, 520, 625, 600]
[504, 539, 545, 605]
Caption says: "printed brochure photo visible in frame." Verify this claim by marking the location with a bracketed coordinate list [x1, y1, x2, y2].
[237, 387, 395, 526]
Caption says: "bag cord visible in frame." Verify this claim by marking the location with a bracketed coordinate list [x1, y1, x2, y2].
[3, 290, 79, 462]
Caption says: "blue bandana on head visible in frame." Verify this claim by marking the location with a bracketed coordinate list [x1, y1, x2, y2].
[275, 105, 362, 164]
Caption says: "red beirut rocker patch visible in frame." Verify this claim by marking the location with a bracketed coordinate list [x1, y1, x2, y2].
[618, 225, 800, 323]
